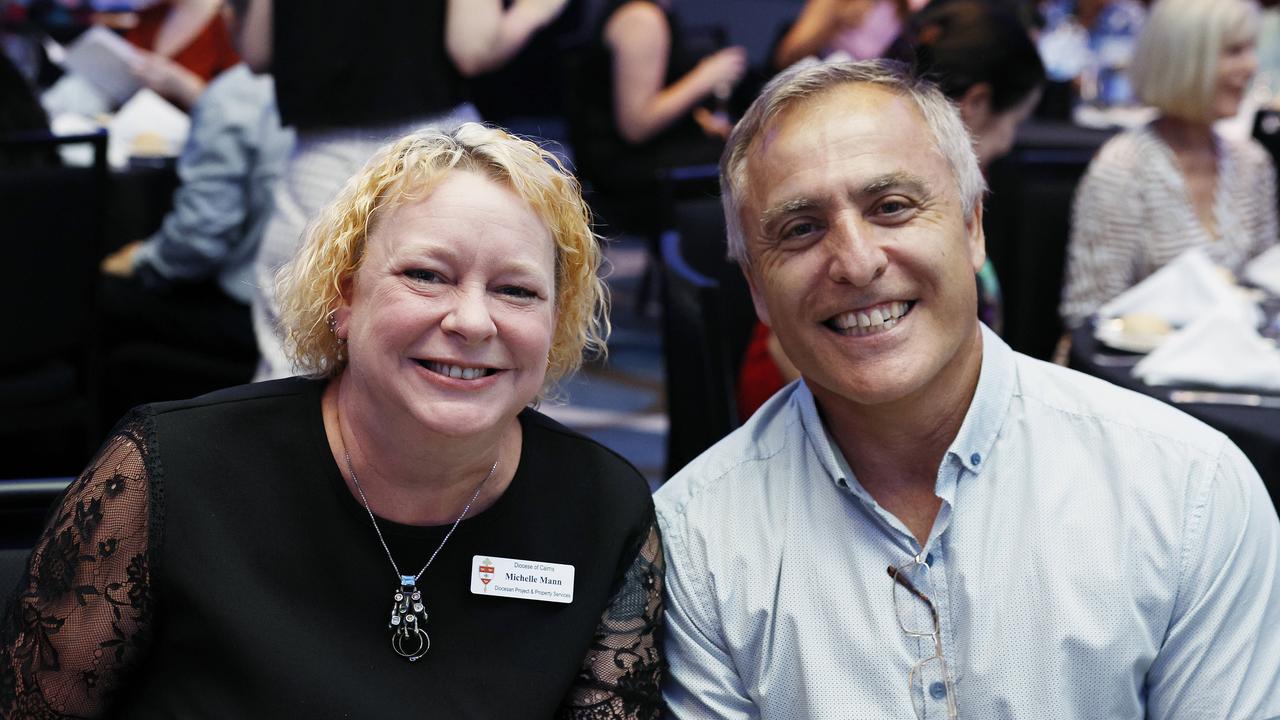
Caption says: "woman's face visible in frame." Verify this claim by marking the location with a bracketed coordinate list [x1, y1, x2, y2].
[966, 87, 1041, 169]
[334, 170, 558, 439]
[1212, 34, 1258, 120]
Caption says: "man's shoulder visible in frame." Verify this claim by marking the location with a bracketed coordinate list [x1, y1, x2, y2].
[1010, 352, 1229, 461]
[656, 385, 803, 526]
[202, 64, 272, 101]
[194, 65, 278, 126]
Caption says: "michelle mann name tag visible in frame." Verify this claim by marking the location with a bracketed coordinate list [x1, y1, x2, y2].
[471, 555, 575, 604]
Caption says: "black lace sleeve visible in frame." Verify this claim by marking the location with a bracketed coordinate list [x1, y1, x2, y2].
[558, 517, 666, 720]
[1, 412, 158, 719]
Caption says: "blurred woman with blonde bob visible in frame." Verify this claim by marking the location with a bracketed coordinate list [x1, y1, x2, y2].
[1, 124, 664, 718]
[1061, 0, 1277, 325]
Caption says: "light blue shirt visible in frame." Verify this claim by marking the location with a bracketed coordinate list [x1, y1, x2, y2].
[656, 325, 1280, 719]
[133, 65, 294, 304]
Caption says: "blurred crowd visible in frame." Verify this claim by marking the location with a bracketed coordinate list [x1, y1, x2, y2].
[1, 0, 1278, 456]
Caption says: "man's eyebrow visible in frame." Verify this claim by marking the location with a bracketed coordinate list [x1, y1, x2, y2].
[857, 172, 929, 198]
[758, 197, 824, 235]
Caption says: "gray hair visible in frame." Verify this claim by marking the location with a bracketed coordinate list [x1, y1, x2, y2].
[720, 59, 987, 265]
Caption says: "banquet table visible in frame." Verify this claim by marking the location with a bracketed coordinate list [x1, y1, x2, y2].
[1069, 323, 1280, 500]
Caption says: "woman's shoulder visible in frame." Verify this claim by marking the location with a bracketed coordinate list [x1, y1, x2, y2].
[519, 407, 653, 505]
[1091, 125, 1163, 171]
[1078, 126, 1166, 203]
[141, 377, 323, 431]
[1220, 131, 1277, 177]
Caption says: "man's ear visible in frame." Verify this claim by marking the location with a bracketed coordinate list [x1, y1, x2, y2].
[966, 199, 987, 272]
[958, 82, 994, 131]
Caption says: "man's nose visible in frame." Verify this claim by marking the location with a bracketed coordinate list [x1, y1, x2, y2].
[826, 213, 888, 287]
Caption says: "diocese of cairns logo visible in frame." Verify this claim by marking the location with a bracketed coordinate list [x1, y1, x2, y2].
[478, 558, 495, 592]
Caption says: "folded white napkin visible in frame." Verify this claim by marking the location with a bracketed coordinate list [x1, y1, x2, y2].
[1244, 245, 1280, 296]
[1134, 306, 1280, 391]
[107, 89, 190, 169]
[1099, 247, 1258, 327]
[48, 112, 103, 167]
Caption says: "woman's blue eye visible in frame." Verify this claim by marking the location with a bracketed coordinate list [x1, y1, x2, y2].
[499, 286, 538, 299]
[406, 269, 442, 283]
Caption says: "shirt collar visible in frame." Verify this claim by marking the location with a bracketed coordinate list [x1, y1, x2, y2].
[945, 323, 1017, 479]
[796, 323, 1017, 492]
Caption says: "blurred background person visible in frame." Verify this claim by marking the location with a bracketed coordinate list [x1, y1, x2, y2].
[1059, 0, 1275, 326]
[1, 124, 663, 717]
[124, 0, 239, 109]
[36, 0, 239, 116]
[244, 0, 573, 380]
[1036, 0, 1146, 107]
[571, 0, 747, 192]
[739, 0, 1047, 420]
[96, 0, 292, 422]
[772, 0, 928, 70]
[1254, 0, 1280, 111]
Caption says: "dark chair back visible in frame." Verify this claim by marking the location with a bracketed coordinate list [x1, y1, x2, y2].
[0, 476, 70, 598]
[0, 477, 70, 548]
[1255, 108, 1280, 210]
[0, 130, 107, 370]
[0, 547, 31, 600]
[983, 121, 1115, 360]
[0, 130, 108, 474]
[660, 196, 757, 479]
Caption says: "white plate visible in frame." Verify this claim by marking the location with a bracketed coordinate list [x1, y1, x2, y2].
[1094, 317, 1170, 354]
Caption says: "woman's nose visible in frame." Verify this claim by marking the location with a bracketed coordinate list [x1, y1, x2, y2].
[440, 287, 497, 343]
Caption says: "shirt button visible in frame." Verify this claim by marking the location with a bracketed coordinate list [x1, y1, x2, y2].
[969, 452, 982, 466]
[929, 681, 947, 700]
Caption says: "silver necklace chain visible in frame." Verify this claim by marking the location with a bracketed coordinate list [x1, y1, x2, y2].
[343, 449, 497, 662]
[343, 450, 497, 584]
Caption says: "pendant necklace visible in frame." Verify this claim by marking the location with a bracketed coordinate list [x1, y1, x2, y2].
[344, 450, 497, 662]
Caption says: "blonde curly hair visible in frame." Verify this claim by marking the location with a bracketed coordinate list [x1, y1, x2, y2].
[275, 123, 609, 393]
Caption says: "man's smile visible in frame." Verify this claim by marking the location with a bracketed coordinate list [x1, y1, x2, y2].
[824, 300, 915, 336]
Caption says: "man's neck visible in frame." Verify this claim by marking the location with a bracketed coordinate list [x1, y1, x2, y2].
[813, 327, 984, 542]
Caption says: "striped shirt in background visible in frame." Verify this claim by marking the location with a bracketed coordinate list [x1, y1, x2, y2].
[1060, 123, 1278, 326]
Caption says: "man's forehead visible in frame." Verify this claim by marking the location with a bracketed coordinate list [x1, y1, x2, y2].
[742, 83, 946, 206]
[750, 83, 921, 159]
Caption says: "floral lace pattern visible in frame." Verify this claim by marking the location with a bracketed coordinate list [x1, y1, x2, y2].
[558, 520, 666, 719]
[1, 414, 155, 719]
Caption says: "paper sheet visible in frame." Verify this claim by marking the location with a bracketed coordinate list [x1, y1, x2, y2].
[62, 26, 143, 108]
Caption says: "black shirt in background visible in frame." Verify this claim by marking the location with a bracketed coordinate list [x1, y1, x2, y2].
[272, 0, 464, 130]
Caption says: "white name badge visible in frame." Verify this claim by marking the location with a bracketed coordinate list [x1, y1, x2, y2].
[471, 555, 575, 604]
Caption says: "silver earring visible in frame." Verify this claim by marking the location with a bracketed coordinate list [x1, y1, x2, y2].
[329, 313, 346, 345]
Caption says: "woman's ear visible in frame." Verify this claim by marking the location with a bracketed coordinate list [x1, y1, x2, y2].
[958, 82, 994, 131]
[331, 274, 356, 341]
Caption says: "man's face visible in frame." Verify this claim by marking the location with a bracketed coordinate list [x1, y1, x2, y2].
[739, 83, 985, 413]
